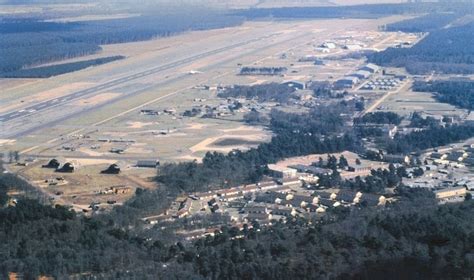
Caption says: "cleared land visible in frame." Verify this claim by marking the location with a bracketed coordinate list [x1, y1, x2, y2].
[375, 79, 469, 118]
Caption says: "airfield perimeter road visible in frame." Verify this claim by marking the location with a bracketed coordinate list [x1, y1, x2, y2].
[0, 18, 399, 155]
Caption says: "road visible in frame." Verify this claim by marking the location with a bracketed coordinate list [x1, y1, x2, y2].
[363, 79, 411, 115]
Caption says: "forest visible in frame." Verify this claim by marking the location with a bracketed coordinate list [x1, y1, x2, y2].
[235, 2, 473, 20]
[1, 172, 472, 279]
[368, 21, 474, 74]
[0, 11, 244, 77]
[383, 13, 460, 33]
[239, 67, 287, 76]
[408, 112, 440, 128]
[1, 56, 125, 78]
[386, 124, 474, 154]
[413, 80, 474, 110]
[354, 111, 403, 125]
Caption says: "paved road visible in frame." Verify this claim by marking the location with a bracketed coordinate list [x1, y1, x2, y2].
[363, 79, 411, 115]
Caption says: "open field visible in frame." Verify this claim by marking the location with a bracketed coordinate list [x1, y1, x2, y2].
[8, 159, 157, 212]
[376, 79, 469, 118]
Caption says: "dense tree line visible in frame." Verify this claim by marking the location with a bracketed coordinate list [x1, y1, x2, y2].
[386, 124, 474, 154]
[384, 13, 460, 32]
[1, 56, 125, 78]
[239, 67, 287, 76]
[0, 197, 176, 279]
[131, 200, 472, 279]
[235, 2, 473, 20]
[368, 22, 474, 74]
[243, 110, 269, 125]
[158, 133, 356, 194]
[2, 164, 472, 279]
[413, 80, 474, 110]
[0, 40, 101, 74]
[0, 12, 244, 76]
[355, 111, 402, 125]
[409, 112, 440, 128]
[269, 109, 343, 135]
[217, 83, 296, 103]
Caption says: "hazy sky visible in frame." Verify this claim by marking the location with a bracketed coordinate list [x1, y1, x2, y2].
[0, 0, 406, 5]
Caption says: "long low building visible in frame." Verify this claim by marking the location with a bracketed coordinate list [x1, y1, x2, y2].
[359, 63, 380, 73]
[351, 70, 372, 80]
[434, 187, 467, 204]
[334, 76, 359, 89]
[267, 164, 297, 178]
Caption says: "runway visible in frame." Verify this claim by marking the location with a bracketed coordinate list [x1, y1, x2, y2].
[0, 33, 280, 123]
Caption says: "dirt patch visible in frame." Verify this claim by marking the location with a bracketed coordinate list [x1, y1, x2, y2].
[0, 79, 40, 92]
[174, 154, 203, 162]
[77, 147, 104, 157]
[190, 133, 269, 154]
[127, 121, 156, 129]
[66, 158, 116, 166]
[0, 139, 16, 146]
[185, 123, 209, 130]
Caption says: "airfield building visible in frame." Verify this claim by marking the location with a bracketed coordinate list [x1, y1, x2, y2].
[267, 164, 297, 178]
[352, 70, 372, 80]
[282, 81, 306, 90]
[136, 160, 160, 168]
[359, 63, 380, 73]
[434, 187, 467, 204]
[335, 76, 359, 89]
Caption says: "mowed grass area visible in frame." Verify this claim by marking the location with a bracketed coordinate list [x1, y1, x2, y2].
[213, 138, 263, 147]
[378, 85, 468, 117]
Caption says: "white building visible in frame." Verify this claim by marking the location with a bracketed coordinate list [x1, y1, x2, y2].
[359, 63, 380, 73]
[267, 164, 297, 178]
[335, 76, 359, 89]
